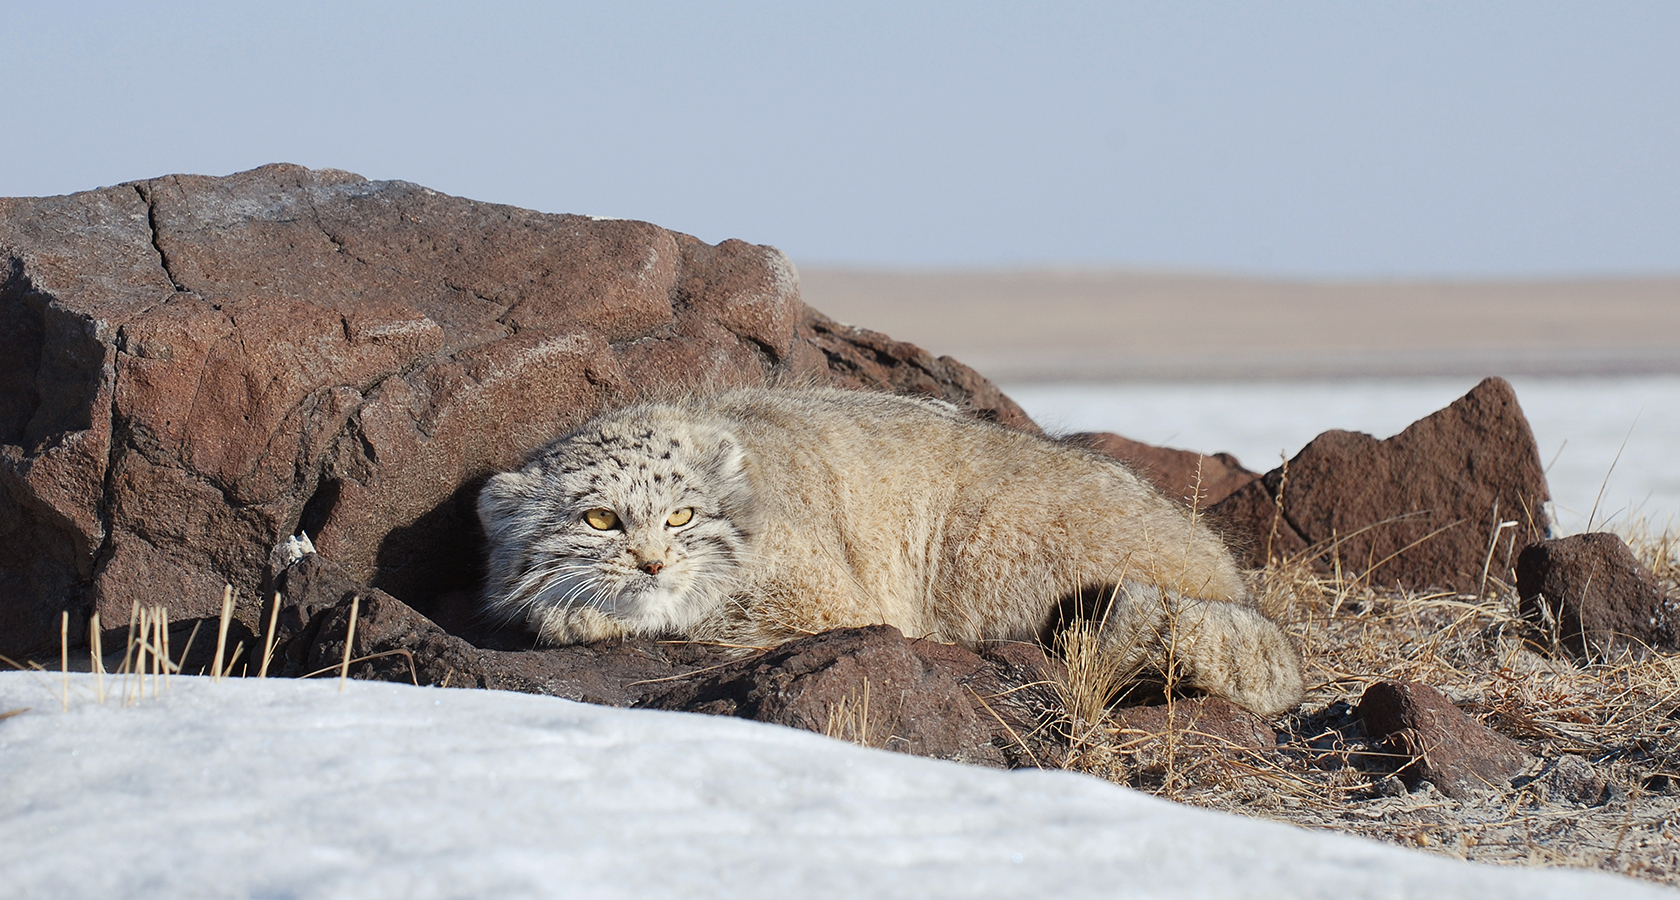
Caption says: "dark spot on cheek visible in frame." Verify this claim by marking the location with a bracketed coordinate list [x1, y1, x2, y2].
[661, 451, 672, 460]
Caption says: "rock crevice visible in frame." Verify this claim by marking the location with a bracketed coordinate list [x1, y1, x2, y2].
[135, 184, 190, 295]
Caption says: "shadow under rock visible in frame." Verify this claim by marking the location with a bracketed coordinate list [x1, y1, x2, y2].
[368, 477, 490, 630]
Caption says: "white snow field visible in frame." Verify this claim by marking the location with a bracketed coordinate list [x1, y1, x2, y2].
[1, 673, 1669, 900]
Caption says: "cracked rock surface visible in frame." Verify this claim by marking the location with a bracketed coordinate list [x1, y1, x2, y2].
[0, 163, 1030, 657]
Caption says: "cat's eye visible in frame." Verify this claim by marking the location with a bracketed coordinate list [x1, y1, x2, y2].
[583, 508, 619, 530]
[666, 507, 695, 528]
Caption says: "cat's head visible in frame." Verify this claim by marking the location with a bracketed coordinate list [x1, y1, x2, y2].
[477, 405, 757, 641]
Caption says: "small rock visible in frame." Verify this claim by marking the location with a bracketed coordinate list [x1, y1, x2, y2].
[1356, 680, 1531, 800]
[1111, 697, 1277, 752]
[1536, 755, 1614, 806]
[271, 553, 489, 687]
[1516, 532, 1677, 661]
[1642, 772, 1678, 795]
[637, 625, 1049, 768]
[1107, 697, 1278, 774]
[1375, 774, 1407, 797]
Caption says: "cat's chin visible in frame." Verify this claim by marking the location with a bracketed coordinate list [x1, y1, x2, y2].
[614, 580, 713, 633]
[530, 586, 693, 643]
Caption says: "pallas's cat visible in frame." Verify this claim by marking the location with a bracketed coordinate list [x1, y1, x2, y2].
[478, 388, 1303, 715]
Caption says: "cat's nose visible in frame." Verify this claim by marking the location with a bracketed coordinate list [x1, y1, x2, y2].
[631, 545, 669, 575]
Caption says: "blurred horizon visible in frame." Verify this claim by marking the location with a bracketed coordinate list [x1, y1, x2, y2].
[797, 266, 1680, 382]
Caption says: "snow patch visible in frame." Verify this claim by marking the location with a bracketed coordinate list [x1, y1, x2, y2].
[1, 673, 1668, 898]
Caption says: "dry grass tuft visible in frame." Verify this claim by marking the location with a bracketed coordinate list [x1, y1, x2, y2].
[1048, 517, 1680, 887]
[1052, 616, 1138, 752]
[823, 678, 883, 748]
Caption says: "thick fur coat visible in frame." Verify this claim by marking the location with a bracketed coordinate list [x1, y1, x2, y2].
[479, 388, 1303, 715]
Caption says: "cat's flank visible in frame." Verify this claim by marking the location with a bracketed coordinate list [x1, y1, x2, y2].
[478, 388, 1304, 716]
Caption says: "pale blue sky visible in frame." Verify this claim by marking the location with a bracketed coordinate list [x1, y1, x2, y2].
[6, 1, 1677, 277]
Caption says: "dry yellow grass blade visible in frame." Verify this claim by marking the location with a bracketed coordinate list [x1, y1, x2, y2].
[823, 678, 880, 748]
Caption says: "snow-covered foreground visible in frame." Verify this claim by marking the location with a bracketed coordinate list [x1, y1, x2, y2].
[1, 673, 1669, 899]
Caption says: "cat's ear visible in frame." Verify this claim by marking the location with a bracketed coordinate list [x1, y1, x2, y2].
[478, 470, 542, 535]
[696, 426, 746, 477]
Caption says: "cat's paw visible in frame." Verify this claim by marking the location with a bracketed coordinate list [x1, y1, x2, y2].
[532, 606, 632, 645]
[1179, 602, 1304, 717]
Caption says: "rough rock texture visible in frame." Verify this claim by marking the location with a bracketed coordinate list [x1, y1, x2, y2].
[270, 554, 1064, 767]
[1070, 432, 1256, 509]
[1515, 532, 1678, 660]
[1107, 697, 1278, 774]
[0, 164, 1032, 658]
[1211, 377, 1551, 592]
[270, 553, 488, 686]
[1530, 755, 1619, 807]
[637, 624, 1053, 768]
[1111, 697, 1277, 752]
[1357, 680, 1531, 799]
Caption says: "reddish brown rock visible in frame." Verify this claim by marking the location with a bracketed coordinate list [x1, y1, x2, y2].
[269, 552, 486, 685]
[1205, 476, 1311, 566]
[1111, 697, 1277, 751]
[1070, 432, 1256, 509]
[1211, 377, 1551, 591]
[0, 164, 1031, 658]
[1107, 697, 1278, 776]
[269, 554, 1062, 767]
[798, 316, 1041, 435]
[637, 624, 1035, 767]
[1357, 680, 1531, 799]
[274, 551, 754, 703]
[1516, 532, 1677, 660]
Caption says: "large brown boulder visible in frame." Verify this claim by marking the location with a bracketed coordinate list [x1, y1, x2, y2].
[0, 164, 1032, 658]
[1211, 377, 1551, 592]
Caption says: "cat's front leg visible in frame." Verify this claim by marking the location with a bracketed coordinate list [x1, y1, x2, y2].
[531, 605, 634, 645]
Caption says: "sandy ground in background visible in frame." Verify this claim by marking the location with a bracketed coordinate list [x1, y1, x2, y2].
[797, 268, 1680, 382]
